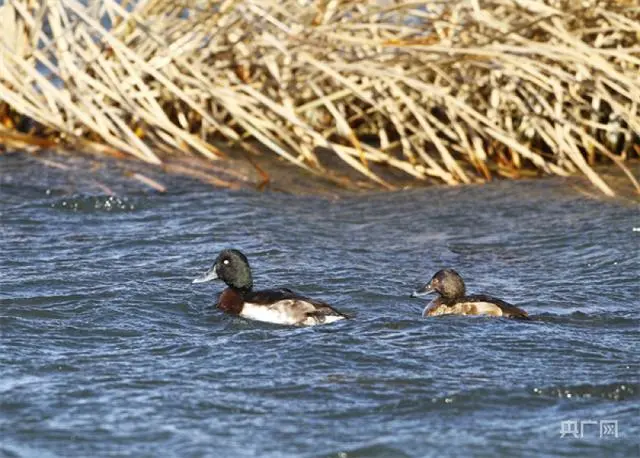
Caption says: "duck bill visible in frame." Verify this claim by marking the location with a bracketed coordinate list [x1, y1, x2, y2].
[411, 283, 434, 298]
[192, 267, 218, 284]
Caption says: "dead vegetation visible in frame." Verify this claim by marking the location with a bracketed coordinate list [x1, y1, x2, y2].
[1, 0, 638, 195]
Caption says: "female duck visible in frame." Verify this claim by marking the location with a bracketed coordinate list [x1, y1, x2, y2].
[412, 269, 528, 319]
[193, 249, 348, 326]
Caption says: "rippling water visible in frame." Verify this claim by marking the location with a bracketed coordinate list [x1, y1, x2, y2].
[1, 155, 638, 457]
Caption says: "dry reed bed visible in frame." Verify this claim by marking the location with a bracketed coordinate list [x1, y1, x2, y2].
[0, 0, 638, 195]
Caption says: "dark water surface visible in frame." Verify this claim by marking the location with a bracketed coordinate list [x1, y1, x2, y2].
[1, 155, 638, 457]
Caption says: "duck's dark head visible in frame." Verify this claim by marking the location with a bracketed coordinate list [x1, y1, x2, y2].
[412, 268, 465, 300]
[192, 249, 253, 291]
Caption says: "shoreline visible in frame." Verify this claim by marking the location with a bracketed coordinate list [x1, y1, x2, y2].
[2, 148, 638, 203]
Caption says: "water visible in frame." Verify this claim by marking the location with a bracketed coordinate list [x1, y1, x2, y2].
[1, 155, 638, 457]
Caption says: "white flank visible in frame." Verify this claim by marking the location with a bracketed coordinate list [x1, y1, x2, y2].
[240, 300, 345, 326]
[301, 314, 345, 326]
[240, 302, 300, 325]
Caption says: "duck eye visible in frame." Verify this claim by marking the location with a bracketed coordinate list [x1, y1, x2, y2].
[223, 259, 230, 265]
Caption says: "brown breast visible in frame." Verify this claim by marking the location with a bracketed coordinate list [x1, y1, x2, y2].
[218, 288, 244, 315]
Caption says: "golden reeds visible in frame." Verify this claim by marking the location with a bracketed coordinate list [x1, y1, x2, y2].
[1, 0, 638, 195]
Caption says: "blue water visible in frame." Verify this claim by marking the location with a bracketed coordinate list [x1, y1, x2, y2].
[1, 155, 638, 457]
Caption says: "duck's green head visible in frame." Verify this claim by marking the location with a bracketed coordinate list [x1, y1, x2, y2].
[193, 249, 253, 291]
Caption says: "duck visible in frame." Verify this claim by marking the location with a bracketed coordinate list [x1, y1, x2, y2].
[192, 249, 348, 326]
[411, 268, 529, 319]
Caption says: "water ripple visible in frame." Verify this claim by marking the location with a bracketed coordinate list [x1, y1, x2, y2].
[1, 161, 638, 457]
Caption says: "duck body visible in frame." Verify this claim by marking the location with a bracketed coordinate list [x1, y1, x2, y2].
[218, 287, 347, 326]
[193, 249, 347, 326]
[413, 269, 528, 319]
[422, 294, 527, 318]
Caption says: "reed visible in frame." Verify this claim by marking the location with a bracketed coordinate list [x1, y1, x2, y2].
[1, 0, 638, 195]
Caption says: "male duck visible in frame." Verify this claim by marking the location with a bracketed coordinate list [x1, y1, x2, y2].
[193, 249, 348, 326]
[412, 269, 529, 319]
